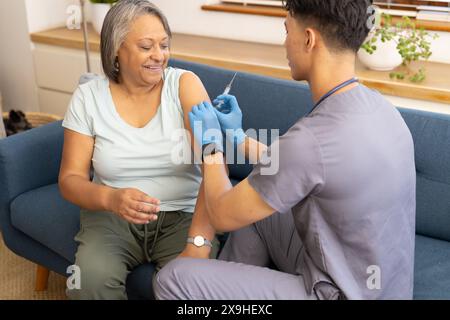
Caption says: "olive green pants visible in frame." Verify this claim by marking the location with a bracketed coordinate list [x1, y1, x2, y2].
[66, 209, 219, 300]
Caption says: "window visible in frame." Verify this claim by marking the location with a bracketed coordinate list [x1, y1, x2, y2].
[376, 1, 450, 20]
[219, 0, 450, 20]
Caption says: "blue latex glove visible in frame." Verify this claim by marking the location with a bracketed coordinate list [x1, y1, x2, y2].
[213, 94, 247, 146]
[188, 101, 224, 151]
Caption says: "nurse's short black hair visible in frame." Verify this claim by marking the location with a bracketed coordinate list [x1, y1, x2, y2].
[283, 0, 373, 53]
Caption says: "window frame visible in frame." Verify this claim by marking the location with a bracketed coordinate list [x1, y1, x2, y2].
[218, 0, 450, 16]
[204, 2, 450, 31]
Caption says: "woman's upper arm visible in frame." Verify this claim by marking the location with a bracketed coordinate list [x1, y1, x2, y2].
[59, 129, 95, 182]
[179, 72, 210, 142]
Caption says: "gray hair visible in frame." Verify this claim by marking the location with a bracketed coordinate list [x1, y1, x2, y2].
[100, 0, 172, 83]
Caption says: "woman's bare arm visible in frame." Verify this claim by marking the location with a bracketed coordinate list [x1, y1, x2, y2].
[58, 129, 158, 224]
[178, 72, 218, 258]
[58, 129, 113, 211]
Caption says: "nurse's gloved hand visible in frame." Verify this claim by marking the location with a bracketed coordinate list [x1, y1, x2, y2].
[213, 94, 247, 146]
[188, 102, 224, 152]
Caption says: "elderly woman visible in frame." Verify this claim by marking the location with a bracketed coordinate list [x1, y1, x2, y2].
[59, 0, 219, 300]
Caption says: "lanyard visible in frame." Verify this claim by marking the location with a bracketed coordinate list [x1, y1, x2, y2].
[308, 77, 359, 116]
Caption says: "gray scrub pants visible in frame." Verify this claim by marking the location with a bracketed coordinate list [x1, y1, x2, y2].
[66, 209, 219, 300]
[153, 211, 318, 300]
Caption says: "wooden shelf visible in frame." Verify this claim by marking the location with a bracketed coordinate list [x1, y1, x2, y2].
[389, 16, 450, 33]
[30, 24, 100, 52]
[30, 25, 450, 104]
[202, 3, 450, 32]
[201, 3, 286, 17]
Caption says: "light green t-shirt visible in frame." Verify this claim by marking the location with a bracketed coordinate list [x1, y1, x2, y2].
[62, 67, 201, 213]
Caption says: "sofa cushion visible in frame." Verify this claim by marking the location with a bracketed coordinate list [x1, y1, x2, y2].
[399, 109, 450, 242]
[10, 183, 80, 262]
[414, 234, 450, 299]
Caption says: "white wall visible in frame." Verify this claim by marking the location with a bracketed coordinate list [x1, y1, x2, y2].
[0, 0, 39, 112]
[22, 0, 450, 63]
[151, 0, 450, 111]
[1, 0, 447, 114]
[0, 0, 87, 113]
[26, 0, 75, 33]
[25, 0, 93, 33]
[151, 0, 450, 64]
[151, 0, 285, 45]
[430, 31, 450, 64]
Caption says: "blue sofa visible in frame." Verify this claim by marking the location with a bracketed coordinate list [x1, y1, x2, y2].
[1, 59, 449, 299]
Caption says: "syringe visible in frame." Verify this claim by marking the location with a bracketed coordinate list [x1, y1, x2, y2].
[214, 72, 238, 110]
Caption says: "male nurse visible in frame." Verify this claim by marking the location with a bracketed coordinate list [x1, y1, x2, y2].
[154, 0, 416, 300]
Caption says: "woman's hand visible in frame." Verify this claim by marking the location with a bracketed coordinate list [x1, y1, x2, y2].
[107, 188, 160, 224]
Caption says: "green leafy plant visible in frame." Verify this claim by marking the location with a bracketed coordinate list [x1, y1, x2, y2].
[89, 0, 118, 4]
[361, 14, 439, 83]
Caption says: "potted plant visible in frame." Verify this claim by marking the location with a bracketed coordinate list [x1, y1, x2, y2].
[358, 14, 439, 83]
[90, 0, 118, 35]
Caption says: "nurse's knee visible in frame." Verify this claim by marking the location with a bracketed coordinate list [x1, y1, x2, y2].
[154, 258, 198, 300]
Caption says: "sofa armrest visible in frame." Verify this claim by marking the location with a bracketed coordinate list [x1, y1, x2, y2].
[0, 121, 64, 232]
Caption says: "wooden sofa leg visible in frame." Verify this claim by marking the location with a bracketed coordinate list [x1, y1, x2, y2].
[35, 264, 50, 291]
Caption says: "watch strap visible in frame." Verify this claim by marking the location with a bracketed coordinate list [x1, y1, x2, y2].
[187, 236, 213, 248]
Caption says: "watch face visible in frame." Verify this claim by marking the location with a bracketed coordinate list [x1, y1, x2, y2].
[193, 236, 205, 247]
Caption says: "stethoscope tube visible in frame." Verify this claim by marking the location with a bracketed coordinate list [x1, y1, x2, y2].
[308, 77, 359, 116]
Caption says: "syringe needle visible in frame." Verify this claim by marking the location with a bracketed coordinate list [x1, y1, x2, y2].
[226, 73, 237, 91]
[215, 72, 238, 109]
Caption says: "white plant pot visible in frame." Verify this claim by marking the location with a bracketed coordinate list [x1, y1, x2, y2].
[357, 37, 403, 71]
[91, 3, 112, 35]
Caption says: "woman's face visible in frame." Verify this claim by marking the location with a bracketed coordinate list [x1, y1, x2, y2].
[117, 14, 170, 86]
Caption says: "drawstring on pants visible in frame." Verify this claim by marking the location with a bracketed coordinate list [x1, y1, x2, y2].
[143, 211, 166, 263]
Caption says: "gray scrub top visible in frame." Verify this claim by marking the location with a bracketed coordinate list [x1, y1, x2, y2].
[248, 85, 416, 300]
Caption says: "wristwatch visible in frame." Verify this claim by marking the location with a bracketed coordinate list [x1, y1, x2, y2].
[187, 235, 213, 248]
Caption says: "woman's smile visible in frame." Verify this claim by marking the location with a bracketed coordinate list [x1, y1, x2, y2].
[142, 64, 163, 73]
